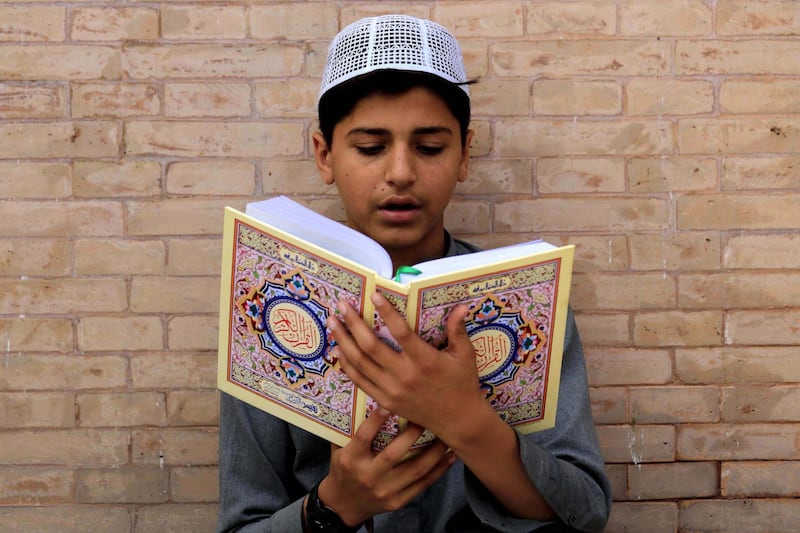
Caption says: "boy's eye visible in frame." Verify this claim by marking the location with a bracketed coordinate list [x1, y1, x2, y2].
[355, 145, 384, 156]
[417, 145, 445, 156]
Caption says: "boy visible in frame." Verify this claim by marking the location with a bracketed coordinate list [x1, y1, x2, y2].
[218, 14, 611, 532]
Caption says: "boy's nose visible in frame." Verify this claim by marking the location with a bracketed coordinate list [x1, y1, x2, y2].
[384, 147, 416, 187]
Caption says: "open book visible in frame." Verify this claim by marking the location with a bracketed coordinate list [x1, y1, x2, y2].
[217, 196, 574, 451]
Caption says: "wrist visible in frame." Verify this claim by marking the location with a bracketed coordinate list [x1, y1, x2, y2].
[445, 399, 512, 457]
[304, 479, 362, 533]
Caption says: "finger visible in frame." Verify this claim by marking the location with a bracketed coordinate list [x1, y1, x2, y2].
[349, 406, 392, 452]
[385, 440, 455, 500]
[337, 298, 399, 369]
[370, 292, 421, 354]
[444, 304, 474, 355]
[326, 313, 382, 393]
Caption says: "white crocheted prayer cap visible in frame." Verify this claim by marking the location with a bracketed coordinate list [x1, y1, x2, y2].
[319, 14, 469, 103]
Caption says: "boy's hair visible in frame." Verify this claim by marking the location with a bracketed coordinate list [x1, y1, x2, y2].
[318, 70, 472, 148]
[317, 14, 473, 148]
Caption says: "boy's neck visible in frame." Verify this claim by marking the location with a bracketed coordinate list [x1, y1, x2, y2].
[386, 230, 450, 272]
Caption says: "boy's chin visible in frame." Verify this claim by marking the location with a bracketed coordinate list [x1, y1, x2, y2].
[373, 228, 445, 262]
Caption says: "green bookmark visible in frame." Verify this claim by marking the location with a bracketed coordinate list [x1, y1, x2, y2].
[393, 265, 422, 282]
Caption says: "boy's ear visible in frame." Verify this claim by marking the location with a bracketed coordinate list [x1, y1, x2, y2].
[312, 131, 334, 185]
[458, 128, 474, 183]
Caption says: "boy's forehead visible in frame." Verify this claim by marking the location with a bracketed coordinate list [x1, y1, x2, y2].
[340, 88, 458, 125]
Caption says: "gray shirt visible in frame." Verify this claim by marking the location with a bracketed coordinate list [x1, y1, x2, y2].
[217, 235, 611, 533]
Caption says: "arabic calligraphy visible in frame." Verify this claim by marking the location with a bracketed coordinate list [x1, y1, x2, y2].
[280, 246, 320, 274]
[472, 328, 512, 378]
[468, 275, 510, 296]
[268, 301, 322, 356]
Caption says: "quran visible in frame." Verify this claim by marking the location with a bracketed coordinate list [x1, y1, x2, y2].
[217, 196, 574, 451]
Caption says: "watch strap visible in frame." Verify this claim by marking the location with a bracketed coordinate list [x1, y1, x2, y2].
[305, 480, 361, 533]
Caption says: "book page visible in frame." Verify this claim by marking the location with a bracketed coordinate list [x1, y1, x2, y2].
[246, 196, 393, 278]
[396, 239, 556, 283]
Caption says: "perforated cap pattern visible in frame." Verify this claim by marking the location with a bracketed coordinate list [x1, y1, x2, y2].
[319, 15, 469, 103]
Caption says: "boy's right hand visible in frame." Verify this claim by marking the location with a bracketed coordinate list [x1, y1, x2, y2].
[316, 407, 456, 527]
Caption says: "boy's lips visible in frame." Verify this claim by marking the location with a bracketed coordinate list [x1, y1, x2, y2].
[376, 197, 422, 223]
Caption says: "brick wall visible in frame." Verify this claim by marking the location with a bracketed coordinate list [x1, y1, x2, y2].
[1, 1, 798, 532]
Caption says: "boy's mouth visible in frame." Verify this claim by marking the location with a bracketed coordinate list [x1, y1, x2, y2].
[377, 198, 421, 222]
[382, 203, 416, 211]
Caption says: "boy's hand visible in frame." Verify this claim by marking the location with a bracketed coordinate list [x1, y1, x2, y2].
[326, 292, 493, 447]
[318, 407, 455, 527]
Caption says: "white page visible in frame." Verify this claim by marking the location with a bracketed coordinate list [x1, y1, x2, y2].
[245, 196, 394, 278]
[397, 240, 556, 283]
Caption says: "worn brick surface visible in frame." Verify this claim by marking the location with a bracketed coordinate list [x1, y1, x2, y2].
[133, 503, 217, 533]
[628, 462, 719, 500]
[166, 161, 255, 195]
[678, 424, 800, 461]
[0, 83, 66, 119]
[0, 318, 73, 352]
[606, 502, 677, 533]
[0, 467, 75, 505]
[721, 461, 800, 497]
[596, 424, 675, 464]
[585, 348, 673, 386]
[631, 386, 719, 424]
[680, 499, 800, 533]
[3, 1, 798, 528]
[0, 392, 75, 428]
[75, 239, 165, 275]
[72, 83, 160, 118]
[629, 232, 721, 271]
[77, 467, 168, 503]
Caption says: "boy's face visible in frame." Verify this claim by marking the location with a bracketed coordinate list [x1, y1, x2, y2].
[313, 86, 473, 268]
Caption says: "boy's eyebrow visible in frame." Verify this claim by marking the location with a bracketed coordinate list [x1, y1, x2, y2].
[346, 126, 454, 137]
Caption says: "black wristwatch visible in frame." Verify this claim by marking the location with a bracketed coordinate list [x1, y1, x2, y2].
[304, 480, 361, 532]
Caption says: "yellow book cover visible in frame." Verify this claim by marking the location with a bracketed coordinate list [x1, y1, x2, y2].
[218, 196, 574, 451]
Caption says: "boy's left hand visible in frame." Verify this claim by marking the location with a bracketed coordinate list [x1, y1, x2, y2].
[327, 292, 491, 446]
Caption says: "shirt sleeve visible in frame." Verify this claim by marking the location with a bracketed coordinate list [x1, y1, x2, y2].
[217, 391, 328, 533]
[464, 308, 612, 532]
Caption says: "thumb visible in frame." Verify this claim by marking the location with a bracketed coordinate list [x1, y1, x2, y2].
[444, 304, 473, 355]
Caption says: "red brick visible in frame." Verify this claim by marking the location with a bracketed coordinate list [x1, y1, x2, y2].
[717, 1, 800, 36]
[0, 467, 74, 505]
[0, 355, 127, 391]
[170, 466, 219, 502]
[678, 424, 800, 460]
[0, 430, 128, 466]
[680, 499, 800, 533]
[123, 44, 304, 79]
[0, 83, 65, 118]
[628, 462, 718, 500]
[132, 503, 217, 533]
[0, 392, 75, 428]
[596, 424, 675, 464]
[132, 428, 218, 466]
[630, 386, 719, 424]
[721, 385, 800, 423]
[585, 348, 672, 386]
[77, 467, 168, 503]
[676, 347, 800, 384]
[721, 461, 800, 497]
[606, 502, 677, 533]
[0, 506, 131, 533]
[677, 40, 800, 75]
[493, 40, 670, 77]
